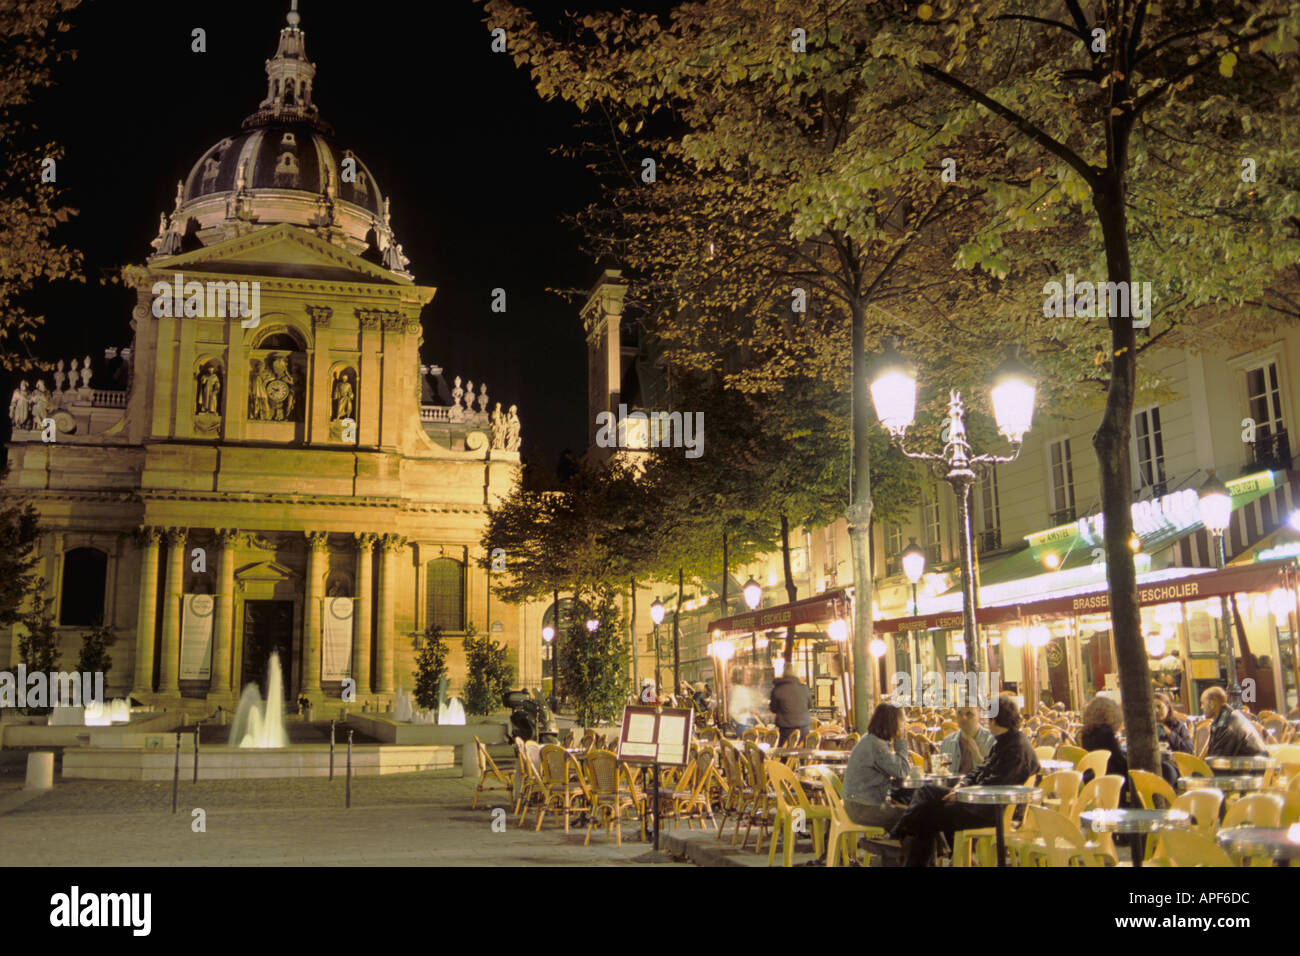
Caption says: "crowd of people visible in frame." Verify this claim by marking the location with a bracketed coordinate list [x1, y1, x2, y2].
[831, 686, 1270, 867]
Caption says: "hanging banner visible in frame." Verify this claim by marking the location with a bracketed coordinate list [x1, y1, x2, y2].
[179, 594, 214, 680]
[322, 597, 354, 681]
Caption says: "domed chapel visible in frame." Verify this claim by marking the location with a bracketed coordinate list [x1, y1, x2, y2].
[2, 3, 531, 708]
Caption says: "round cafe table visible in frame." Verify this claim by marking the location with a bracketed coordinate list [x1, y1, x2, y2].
[1206, 754, 1274, 774]
[1216, 826, 1300, 866]
[952, 785, 1041, 867]
[893, 772, 964, 796]
[1180, 774, 1263, 794]
[1079, 808, 1190, 867]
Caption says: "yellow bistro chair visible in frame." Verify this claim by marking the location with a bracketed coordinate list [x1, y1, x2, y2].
[1161, 830, 1236, 867]
[1058, 744, 1087, 766]
[816, 767, 886, 867]
[1021, 806, 1116, 867]
[471, 735, 515, 809]
[765, 760, 831, 867]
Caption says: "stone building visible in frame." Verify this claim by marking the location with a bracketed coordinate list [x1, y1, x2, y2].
[1, 5, 535, 709]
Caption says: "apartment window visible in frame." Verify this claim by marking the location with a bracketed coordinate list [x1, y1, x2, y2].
[426, 558, 466, 632]
[1048, 438, 1076, 524]
[1133, 406, 1166, 493]
[976, 466, 1002, 553]
[1245, 360, 1292, 471]
[921, 489, 942, 564]
[884, 524, 903, 576]
[60, 547, 107, 626]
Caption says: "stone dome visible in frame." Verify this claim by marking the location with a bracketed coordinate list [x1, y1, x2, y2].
[149, 1, 410, 276]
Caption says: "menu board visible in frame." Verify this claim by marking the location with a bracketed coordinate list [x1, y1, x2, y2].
[617, 705, 694, 766]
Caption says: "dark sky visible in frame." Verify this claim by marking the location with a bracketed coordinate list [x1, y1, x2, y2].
[16, 0, 669, 468]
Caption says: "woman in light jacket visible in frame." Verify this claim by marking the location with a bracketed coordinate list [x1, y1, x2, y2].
[841, 703, 912, 829]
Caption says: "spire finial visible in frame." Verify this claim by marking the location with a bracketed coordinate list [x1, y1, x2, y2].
[287, 1, 300, 28]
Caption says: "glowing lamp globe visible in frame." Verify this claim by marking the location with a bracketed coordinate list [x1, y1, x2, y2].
[1006, 626, 1026, 648]
[869, 638, 887, 658]
[827, 618, 848, 642]
[901, 538, 926, 585]
[649, 598, 665, 626]
[1028, 625, 1050, 648]
[714, 641, 735, 662]
[990, 356, 1037, 443]
[586, 618, 599, 632]
[1145, 632, 1166, 657]
[541, 624, 555, 643]
[743, 576, 762, 611]
[1198, 471, 1232, 535]
[869, 345, 917, 436]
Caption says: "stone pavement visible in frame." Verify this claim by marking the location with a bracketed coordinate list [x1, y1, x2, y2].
[0, 772, 691, 867]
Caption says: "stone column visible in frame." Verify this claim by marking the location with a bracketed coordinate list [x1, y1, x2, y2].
[376, 534, 405, 694]
[131, 526, 162, 697]
[157, 527, 187, 694]
[208, 529, 239, 698]
[302, 531, 329, 699]
[353, 533, 377, 695]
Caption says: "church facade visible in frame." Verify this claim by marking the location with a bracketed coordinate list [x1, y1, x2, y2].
[2, 6, 536, 709]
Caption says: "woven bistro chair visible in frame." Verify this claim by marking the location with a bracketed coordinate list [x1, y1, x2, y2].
[738, 741, 778, 849]
[716, 742, 754, 840]
[584, 750, 637, 846]
[535, 744, 592, 832]
[513, 737, 546, 824]
[472, 736, 515, 809]
[560, 728, 575, 748]
[662, 749, 718, 830]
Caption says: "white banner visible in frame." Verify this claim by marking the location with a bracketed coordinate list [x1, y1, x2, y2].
[180, 594, 215, 680]
[323, 597, 354, 681]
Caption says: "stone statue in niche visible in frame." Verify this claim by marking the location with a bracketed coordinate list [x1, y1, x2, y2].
[249, 353, 298, 422]
[331, 367, 356, 421]
[8, 381, 30, 430]
[505, 405, 521, 452]
[196, 362, 223, 415]
[489, 402, 505, 449]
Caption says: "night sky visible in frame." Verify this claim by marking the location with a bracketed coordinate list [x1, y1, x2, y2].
[12, 0, 670, 469]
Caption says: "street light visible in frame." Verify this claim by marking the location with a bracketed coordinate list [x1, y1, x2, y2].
[586, 617, 600, 632]
[650, 598, 665, 695]
[742, 576, 762, 611]
[541, 624, 555, 643]
[871, 348, 1037, 672]
[901, 537, 926, 615]
[1198, 470, 1239, 701]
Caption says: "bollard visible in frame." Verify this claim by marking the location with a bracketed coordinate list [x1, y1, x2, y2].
[25, 752, 54, 791]
[172, 731, 181, 814]
[346, 728, 354, 809]
[193, 724, 200, 783]
[330, 720, 336, 781]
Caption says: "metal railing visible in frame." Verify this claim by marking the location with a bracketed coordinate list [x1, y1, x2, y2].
[1248, 429, 1291, 472]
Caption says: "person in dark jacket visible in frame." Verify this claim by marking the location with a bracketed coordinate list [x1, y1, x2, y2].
[1201, 686, 1268, 757]
[890, 695, 1040, 866]
[1154, 692, 1194, 753]
[769, 673, 812, 745]
[1079, 696, 1180, 805]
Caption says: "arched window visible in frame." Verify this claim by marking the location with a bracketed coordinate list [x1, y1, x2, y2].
[426, 558, 465, 632]
[60, 547, 108, 626]
[254, 329, 305, 351]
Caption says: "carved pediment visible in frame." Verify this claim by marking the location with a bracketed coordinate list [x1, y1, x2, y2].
[235, 560, 300, 585]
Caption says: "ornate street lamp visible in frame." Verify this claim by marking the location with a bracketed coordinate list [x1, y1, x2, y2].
[871, 349, 1037, 672]
[742, 576, 762, 611]
[901, 538, 926, 615]
[650, 598, 666, 695]
[1199, 470, 1239, 701]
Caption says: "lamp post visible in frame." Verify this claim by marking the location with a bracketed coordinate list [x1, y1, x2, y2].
[871, 347, 1036, 673]
[650, 598, 665, 696]
[743, 576, 762, 611]
[901, 538, 926, 616]
[1198, 470, 1239, 702]
[541, 622, 555, 693]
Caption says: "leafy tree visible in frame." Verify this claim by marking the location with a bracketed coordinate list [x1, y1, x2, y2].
[0, 0, 83, 369]
[75, 624, 114, 679]
[0, 501, 42, 626]
[463, 627, 514, 717]
[561, 589, 631, 727]
[413, 624, 449, 712]
[18, 592, 59, 714]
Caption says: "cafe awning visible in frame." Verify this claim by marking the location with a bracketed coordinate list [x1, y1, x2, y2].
[706, 588, 850, 637]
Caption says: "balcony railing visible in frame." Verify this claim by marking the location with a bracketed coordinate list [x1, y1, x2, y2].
[976, 529, 1002, 554]
[1049, 506, 1076, 526]
[1248, 429, 1292, 472]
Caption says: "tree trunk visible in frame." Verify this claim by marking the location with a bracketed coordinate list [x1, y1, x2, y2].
[1092, 173, 1157, 774]
[629, 576, 638, 692]
[721, 530, 729, 618]
[553, 588, 562, 705]
[672, 567, 683, 694]
[847, 296, 876, 732]
[779, 512, 798, 666]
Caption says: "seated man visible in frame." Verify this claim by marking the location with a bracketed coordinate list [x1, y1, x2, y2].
[938, 706, 995, 774]
[1201, 686, 1268, 757]
[890, 695, 1040, 867]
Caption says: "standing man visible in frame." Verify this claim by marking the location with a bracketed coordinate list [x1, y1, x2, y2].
[770, 669, 812, 745]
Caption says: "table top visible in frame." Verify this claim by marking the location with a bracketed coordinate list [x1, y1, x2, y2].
[896, 773, 964, 789]
[798, 763, 845, 778]
[1216, 826, 1300, 860]
[1180, 775, 1263, 792]
[1207, 754, 1274, 772]
[952, 785, 1042, 805]
[1038, 760, 1076, 773]
[767, 748, 851, 761]
[1080, 808, 1191, 834]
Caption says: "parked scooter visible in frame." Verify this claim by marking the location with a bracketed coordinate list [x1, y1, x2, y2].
[503, 689, 558, 743]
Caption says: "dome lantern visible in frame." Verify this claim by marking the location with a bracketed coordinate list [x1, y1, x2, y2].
[244, 0, 327, 133]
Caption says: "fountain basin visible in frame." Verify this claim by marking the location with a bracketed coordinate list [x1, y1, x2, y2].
[61, 742, 456, 780]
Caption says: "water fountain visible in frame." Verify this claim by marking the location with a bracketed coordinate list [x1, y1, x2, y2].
[435, 675, 465, 725]
[228, 651, 288, 748]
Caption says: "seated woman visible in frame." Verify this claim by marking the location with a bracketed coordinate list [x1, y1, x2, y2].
[1079, 696, 1179, 807]
[841, 703, 912, 830]
[1154, 692, 1194, 753]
